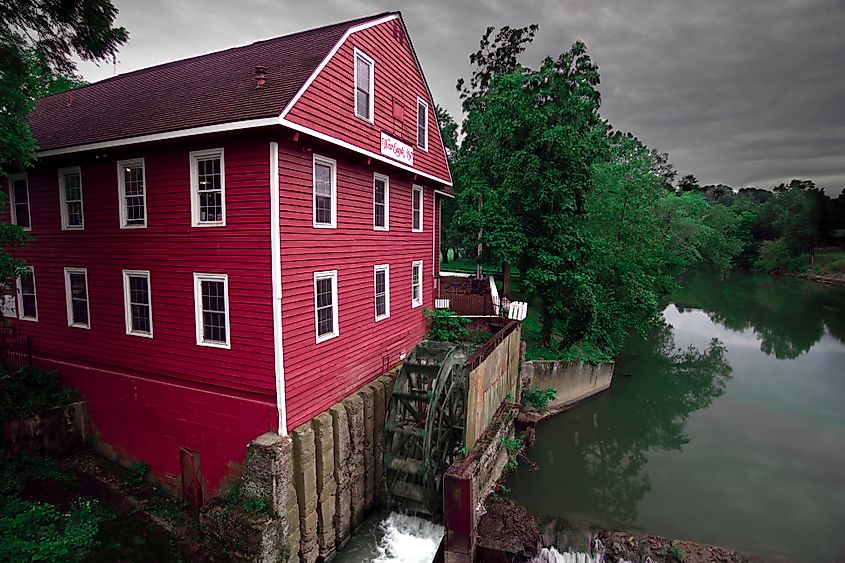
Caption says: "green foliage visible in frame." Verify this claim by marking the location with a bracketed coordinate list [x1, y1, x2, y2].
[670, 545, 685, 561]
[128, 461, 150, 484]
[0, 366, 80, 420]
[1, 0, 127, 173]
[754, 239, 808, 273]
[499, 436, 525, 471]
[224, 483, 268, 514]
[146, 495, 188, 523]
[423, 308, 471, 342]
[0, 497, 104, 562]
[520, 387, 557, 410]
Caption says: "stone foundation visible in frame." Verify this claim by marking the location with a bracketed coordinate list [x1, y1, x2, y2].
[201, 369, 398, 562]
[1, 401, 88, 456]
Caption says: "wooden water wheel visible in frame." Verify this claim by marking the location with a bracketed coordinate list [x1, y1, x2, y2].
[383, 340, 468, 515]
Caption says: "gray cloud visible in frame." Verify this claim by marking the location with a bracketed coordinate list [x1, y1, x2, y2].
[77, 0, 845, 195]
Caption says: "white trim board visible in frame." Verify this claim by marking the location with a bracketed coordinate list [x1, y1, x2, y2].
[269, 142, 288, 436]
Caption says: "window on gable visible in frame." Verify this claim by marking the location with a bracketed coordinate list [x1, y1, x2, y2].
[123, 270, 152, 337]
[190, 149, 225, 226]
[416, 98, 428, 151]
[17, 266, 37, 321]
[194, 273, 230, 348]
[411, 260, 423, 308]
[374, 264, 390, 321]
[412, 185, 423, 232]
[354, 50, 374, 122]
[9, 174, 31, 230]
[374, 174, 389, 230]
[59, 167, 83, 229]
[64, 267, 90, 328]
[314, 270, 339, 342]
[118, 159, 147, 228]
[313, 155, 336, 228]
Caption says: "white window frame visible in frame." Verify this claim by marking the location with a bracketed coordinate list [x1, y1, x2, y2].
[193, 273, 230, 349]
[8, 173, 31, 231]
[58, 166, 84, 230]
[412, 184, 424, 232]
[117, 158, 147, 229]
[313, 154, 337, 228]
[411, 260, 423, 308]
[190, 148, 226, 227]
[64, 267, 90, 329]
[353, 48, 375, 123]
[16, 266, 37, 322]
[416, 97, 429, 151]
[374, 264, 390, 321]
[123, 269, 153, 338]
[373, 173, 389, 231]
[314, 270, 339, 343]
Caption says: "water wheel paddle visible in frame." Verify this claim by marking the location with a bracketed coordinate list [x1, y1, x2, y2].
[383, 340, 468, 515]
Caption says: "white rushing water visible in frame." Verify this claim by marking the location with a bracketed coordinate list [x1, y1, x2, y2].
[533, 547, 604, 563]
[373, 512, 444, 563]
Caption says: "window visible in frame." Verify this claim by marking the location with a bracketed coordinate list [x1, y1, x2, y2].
[411, 260, 422, 308]
[412, 185, 423, 232]
[59, 167, 83, 229]
[374, 264, 390, 321]
[314, 270, 339, 342]
[416, 98, 429, 150]
[64, 267, 90, 328]
[373, 174, 389, 230]
[118, 159, 147, 228]
[190, 149, 225, 226]
[194, 273, 230, 348]
[123, 270, 152, 337]
[8, 173, 31, 230]
[313, 155, 337, 228]
[17, 266, 37, 321]
[354, 49, 374, 122]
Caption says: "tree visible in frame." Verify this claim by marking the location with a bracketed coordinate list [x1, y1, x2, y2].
[456, 37, 607, 345]
[1, 0, 128, 174]
[1, 0, 126, 297]
[677, 174, 700, 192]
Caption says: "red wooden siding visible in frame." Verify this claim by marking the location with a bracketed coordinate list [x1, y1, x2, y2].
[284, 17, 452, 186]
[277, 136, 436, 429]
[4, 130, 277, 397]
[2, 130, 280, 493]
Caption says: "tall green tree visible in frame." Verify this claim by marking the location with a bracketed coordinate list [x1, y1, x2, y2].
[435, 105, 460, 265]
[1, 0, 128, 174]
[456, 38, 607, 345]
[1, 0, 126, 295]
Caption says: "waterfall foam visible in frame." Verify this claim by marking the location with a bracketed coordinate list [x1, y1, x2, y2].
[373, 512, 444, 563]
[533, 547, 604, 563]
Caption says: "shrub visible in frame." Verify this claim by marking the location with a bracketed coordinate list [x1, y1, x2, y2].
[521, 387, 557, 410]
[0, 498, 105, 562]
[0, 367, 80, 420]
[423, 308, 471, 342]
[754, 239, 808, 273]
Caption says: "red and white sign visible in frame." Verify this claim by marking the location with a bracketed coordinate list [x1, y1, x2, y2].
[380, 132, 414, 166]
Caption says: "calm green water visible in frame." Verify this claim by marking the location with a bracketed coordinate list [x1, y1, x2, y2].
[508, 272, 845, 562]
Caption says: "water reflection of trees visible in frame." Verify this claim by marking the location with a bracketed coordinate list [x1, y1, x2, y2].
[547, 322, 732, 527]
[673, 272, 845, 359]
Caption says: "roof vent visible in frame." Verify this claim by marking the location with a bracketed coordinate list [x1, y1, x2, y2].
[255, 65, 267, 88]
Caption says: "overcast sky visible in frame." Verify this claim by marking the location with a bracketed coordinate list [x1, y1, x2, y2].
[77, 0, 845, 195]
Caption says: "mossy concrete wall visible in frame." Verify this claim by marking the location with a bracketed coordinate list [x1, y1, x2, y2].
[520, 360, 614, 416]
[1, 401, 88, 456]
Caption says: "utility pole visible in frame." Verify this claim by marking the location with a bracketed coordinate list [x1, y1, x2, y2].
[476, 194, 483, 278]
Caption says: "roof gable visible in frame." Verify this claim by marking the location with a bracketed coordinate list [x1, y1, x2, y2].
[28, 13, 395, 153]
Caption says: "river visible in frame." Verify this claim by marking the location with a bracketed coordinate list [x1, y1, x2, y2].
[507, 272, 845, 562]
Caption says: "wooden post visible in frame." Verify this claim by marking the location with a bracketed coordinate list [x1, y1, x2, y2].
[443, 469, 475, 563]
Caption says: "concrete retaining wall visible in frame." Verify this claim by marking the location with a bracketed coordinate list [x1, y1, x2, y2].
[1, 401, 87, 456]
[520, 360, 614, 416]
[201, 370, 396, 562]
